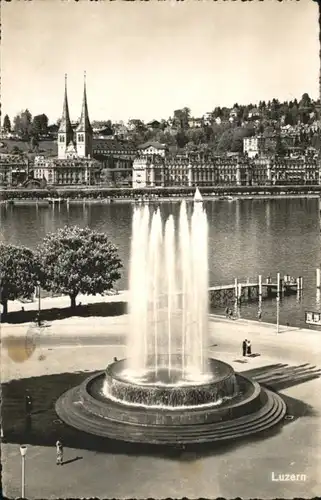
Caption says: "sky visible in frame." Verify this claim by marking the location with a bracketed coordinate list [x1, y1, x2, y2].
[2, 0, 319, 124]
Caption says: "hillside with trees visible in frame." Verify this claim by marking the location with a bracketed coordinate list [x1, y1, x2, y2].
[2, 93, 320, 157]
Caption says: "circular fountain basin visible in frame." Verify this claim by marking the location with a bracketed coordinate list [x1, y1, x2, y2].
[104, 358, 237, 408]
[56, 357, 287, 444]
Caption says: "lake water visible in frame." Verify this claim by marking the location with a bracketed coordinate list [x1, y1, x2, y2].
[1, 198, 321, 329]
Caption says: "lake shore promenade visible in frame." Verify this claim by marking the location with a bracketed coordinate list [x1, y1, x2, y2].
[1, 291, 321, 498]
[1, 193, 320, 205]
[1, 184, 321, 205]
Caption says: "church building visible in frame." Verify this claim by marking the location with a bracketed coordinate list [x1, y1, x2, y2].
[34, 74, 101, 186]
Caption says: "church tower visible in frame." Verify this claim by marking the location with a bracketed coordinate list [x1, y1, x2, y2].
[76, 72, 93, 158]
[58, 74, 74, 159]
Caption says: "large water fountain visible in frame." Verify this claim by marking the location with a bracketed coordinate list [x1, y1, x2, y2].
[56, 193, 286, 445]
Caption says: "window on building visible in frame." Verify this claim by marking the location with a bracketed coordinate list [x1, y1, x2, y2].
[59, 135, 65, 142]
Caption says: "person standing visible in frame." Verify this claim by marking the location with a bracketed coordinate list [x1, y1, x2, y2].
[258, 310, 262, 321]
[246, 339, 252, 356]
[56, 440, 63, 465]
[242, 339, 247, 357]
[225, 307, 229, 318]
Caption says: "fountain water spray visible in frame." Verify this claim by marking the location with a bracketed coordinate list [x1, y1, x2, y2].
[125, 198, 210, 385]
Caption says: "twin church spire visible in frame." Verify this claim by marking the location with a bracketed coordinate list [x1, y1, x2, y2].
[77, 72, 92, 134]
[58, 72, 92, 160]
[58, 75, 73, 139]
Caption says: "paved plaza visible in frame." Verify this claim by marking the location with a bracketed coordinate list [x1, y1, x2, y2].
[1, 305, 321, 498]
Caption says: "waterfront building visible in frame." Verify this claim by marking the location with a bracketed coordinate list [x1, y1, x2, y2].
[33, 156, 101, 186]
[0, 154, 29, 186]
[93, 139, 136, 187]
[251, 157, 272, 185]
[250, 156, 321, 185]
[34, 74, 101, 186]
[270, 157, 320, 185]
[132, 153, 321, 188]
[132, 155, 165, 188]
[132, 155, 251, 188]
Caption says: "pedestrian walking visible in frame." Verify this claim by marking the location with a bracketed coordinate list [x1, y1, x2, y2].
[56, 440, 63, 465]
[225, 307, 229, 318]
[246, 340, 252, 356]
[229, 309, 234, 320]
[258, 310, 262, 321]
[242, 339, 247, 357]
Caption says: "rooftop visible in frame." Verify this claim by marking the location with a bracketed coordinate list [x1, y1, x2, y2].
[138, 141, 167, 150]
[93, 139, 136, 152]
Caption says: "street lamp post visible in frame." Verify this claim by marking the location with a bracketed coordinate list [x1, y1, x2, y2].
[37, 281, 41, 326]
[20, 444, 27, 499]
[276, 272, 280, 334]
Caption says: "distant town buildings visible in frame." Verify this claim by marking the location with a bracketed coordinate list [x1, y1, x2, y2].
[132, 154, 320, 189]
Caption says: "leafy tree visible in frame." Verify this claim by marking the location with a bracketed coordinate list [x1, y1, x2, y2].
[154, 130, 176, 146]
[3, 114, 11, 133]
[212, 107, 222, 118]
[300, 111, 310, 125]
[128, 119, 146, 132]
[159, 119, 167, 131]
[203, 125, 214, 142]
[231, 126, 255, 153]
[175, 131, 189, 148]
[284, 112, 294, 126]
[37, 226, 123, 308]
[299, 93, 312, 109]
[12, 145, 23, 155]
[263, 126, 275, 138]
[186, 128, 206, 146]
[257, 123, 265, 134]
[0, 244, 40, 315]
[311, 133, 320, 150]
[30, 135, 39, 152]
[173, 108, 190, 129]
[216, 129, 234, 153]
[241, 108, 249, 122]
[13, 109, 32, 141]
[275, 135, 286, 157]
[31, 114, 49, 137]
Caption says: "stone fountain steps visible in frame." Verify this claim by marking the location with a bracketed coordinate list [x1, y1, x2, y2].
[56, 387, 286, 445]
[107, 390, 285, 443]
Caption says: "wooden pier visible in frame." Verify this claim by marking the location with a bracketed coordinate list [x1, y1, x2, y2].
[209, 275, 302, 306]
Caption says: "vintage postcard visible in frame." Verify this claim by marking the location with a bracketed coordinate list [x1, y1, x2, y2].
[0, 0, 320, 498]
